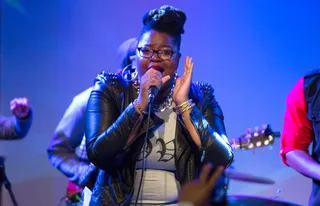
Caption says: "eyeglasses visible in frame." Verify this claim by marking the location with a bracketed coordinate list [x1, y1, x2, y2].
[137, 47, 177, 60]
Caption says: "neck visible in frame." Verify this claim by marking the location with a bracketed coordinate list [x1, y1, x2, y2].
[154, 79, 174, 105]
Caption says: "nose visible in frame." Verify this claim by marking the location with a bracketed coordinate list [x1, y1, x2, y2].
[150, 51, 161, 61]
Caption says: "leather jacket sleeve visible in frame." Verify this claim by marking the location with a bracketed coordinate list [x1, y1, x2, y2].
[183, 83, 233, 168]
[0, 110, 33, 140]
[47, 87, 92, 185]
[85, 72, 142, 171]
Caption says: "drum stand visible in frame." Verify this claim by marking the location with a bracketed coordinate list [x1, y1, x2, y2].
[220, 176, 230, 206]
[211, 173, 230, 206]
[0, 156, 18, 206]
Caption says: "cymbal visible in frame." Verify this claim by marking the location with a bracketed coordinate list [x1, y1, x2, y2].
[227, 195, 302, 206]
[224, 168, 275, 184]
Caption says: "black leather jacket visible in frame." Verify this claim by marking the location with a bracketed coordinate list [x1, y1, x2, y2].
[84, 71, 234, 205]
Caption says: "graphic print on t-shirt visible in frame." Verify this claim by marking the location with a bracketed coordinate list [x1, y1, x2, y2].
[137, 138, 175, 162]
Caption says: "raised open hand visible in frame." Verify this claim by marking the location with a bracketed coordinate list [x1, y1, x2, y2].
[173, 56, 194, 105]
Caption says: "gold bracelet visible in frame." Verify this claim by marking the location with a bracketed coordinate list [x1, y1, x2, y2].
[174, 100, 191, 113]
[176, 103, 189, 113]
[175, 99, 192, 110]
[133, 99, 147, 115]
[179, 103, 195, 115]
[174, 99, 194, 115]
[176, 103, 195, 115]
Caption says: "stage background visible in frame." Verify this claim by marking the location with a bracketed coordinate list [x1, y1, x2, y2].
[1, 0, 320, 205]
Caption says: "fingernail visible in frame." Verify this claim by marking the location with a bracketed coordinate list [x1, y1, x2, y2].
[166, 75, 170, 80]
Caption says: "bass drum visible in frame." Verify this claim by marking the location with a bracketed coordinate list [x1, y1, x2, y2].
[226, 195, 303, 206]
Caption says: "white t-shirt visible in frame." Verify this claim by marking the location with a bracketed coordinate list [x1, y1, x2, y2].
[132, 103, 180, 205]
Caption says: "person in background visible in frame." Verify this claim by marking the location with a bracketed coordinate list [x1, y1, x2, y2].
[0, 97, 32, 140]
[46, 37, 138, 205]
[280, 70, 320, 206]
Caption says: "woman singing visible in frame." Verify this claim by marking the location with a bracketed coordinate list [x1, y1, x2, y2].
[84, 5, 233, 206]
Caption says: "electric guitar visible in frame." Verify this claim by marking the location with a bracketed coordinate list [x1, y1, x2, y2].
[230, 124, 281, 151]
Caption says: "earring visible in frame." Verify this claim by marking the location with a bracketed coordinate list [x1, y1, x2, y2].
[121, 64, 138, 82]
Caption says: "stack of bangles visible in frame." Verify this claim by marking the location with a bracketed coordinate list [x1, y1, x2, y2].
[173, 99, 195, 115]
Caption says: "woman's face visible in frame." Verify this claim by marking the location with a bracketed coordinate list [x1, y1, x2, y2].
[136, 30, 180, 88]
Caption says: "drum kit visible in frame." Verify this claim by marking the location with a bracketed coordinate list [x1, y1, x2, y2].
[214, 124, 302, 206]
[215, 167, 302, 206]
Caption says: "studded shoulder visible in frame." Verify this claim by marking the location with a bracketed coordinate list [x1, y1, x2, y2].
[195, 81, 214, 94]
[95, 71, 120, 86]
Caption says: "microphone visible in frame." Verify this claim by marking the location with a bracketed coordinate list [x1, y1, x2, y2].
[148, 86, 158, 103]
[147, 66, 164, 104]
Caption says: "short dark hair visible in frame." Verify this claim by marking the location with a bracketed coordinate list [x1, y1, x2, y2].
[117, 38, 138, 69]
[139, 5, 187, 50]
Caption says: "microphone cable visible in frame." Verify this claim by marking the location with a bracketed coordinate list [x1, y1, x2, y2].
[134, 103, 152, 206]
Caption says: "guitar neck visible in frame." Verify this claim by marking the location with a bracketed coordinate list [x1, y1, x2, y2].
[230, 125, 281, 150]
[273, 132, 281, 138]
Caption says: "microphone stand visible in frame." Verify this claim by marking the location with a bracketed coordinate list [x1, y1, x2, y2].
[0, 176, 2, 206]
[0, 156, 18, 206]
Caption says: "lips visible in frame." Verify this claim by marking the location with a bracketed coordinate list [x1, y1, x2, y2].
[148, 65, 164, 73]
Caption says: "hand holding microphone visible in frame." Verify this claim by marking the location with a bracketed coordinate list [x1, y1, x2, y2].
[136, 67, 170, 111]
